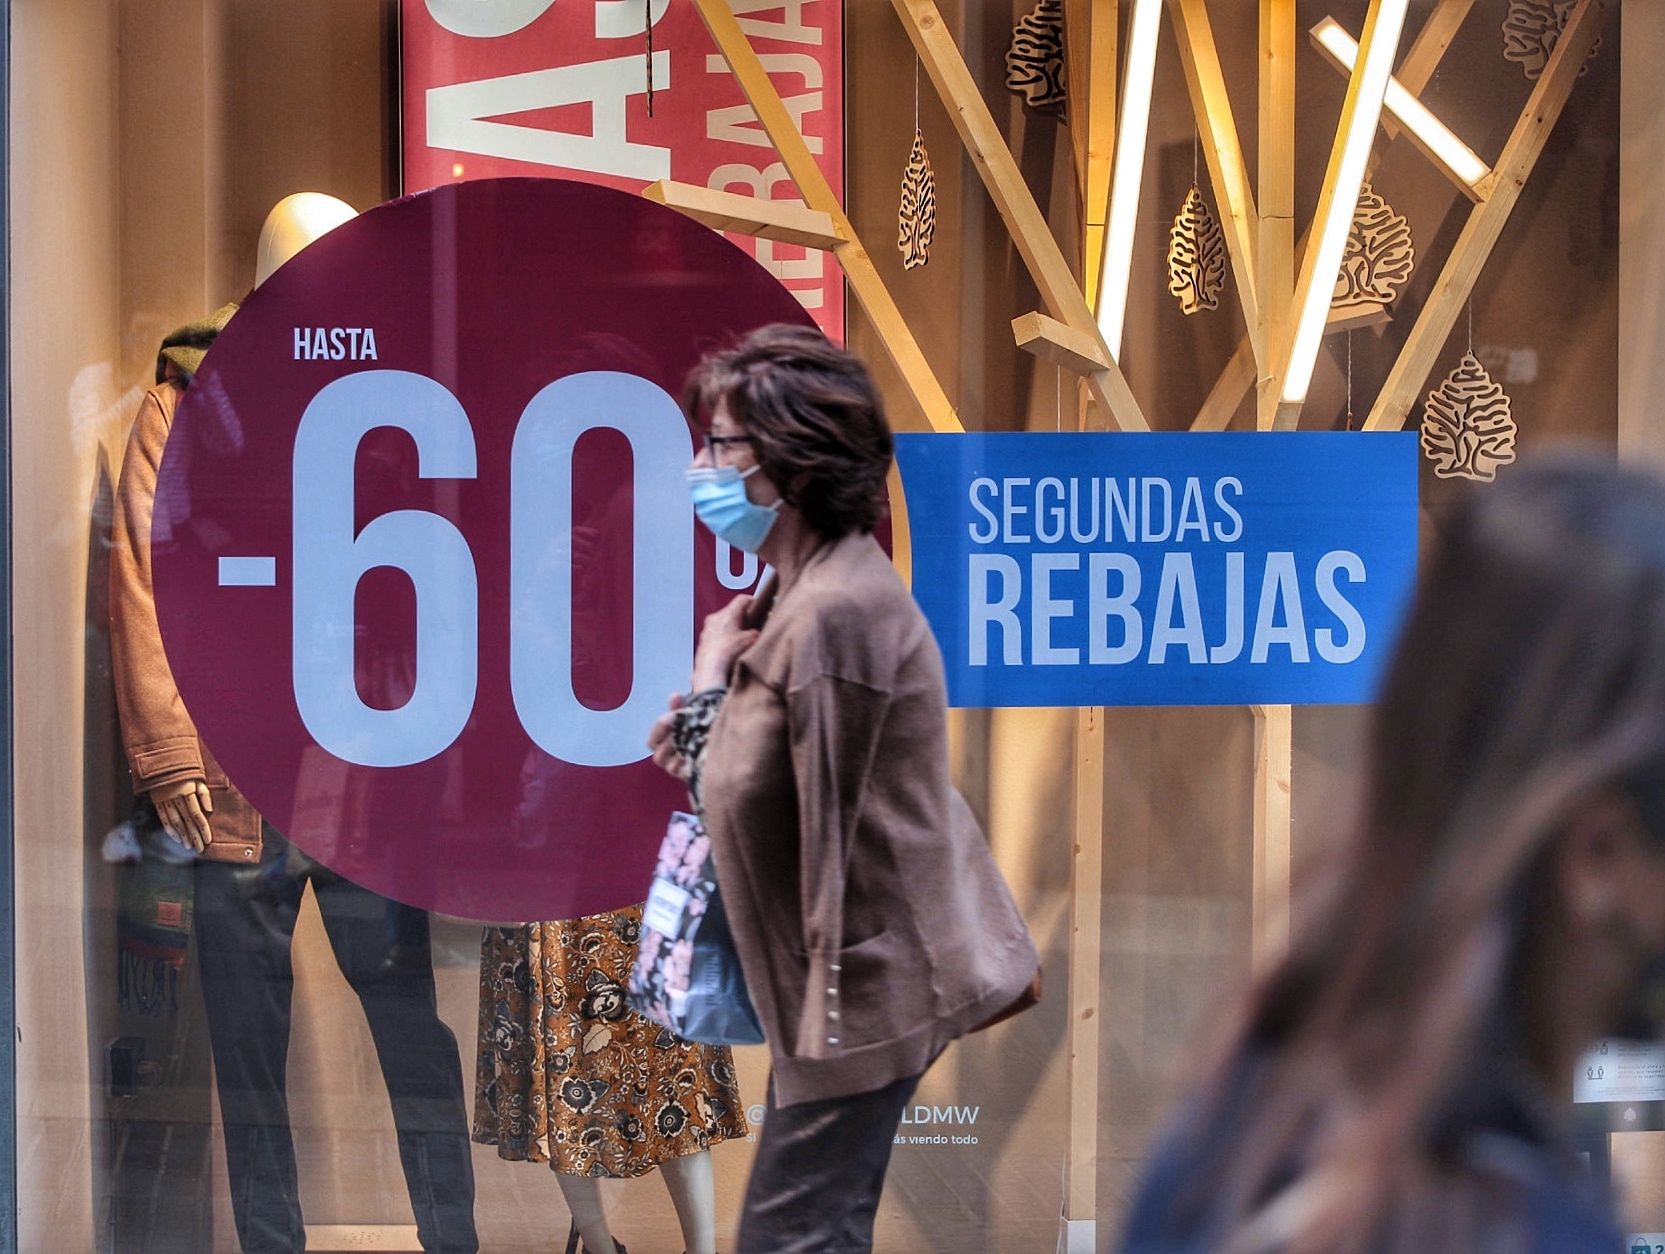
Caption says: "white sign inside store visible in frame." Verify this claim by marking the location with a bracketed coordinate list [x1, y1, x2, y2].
[1574, 1039, 1665, 1105]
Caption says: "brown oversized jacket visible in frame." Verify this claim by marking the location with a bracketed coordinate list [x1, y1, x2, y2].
[110, 380, 262, 861]
[702, 531, 1039, 1106]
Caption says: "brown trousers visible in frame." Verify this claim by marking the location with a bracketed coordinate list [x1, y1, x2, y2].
[737, 1071, 923, 1253]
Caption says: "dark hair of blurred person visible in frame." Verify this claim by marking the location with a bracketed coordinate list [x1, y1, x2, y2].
[1120, 457, 1665, 1254]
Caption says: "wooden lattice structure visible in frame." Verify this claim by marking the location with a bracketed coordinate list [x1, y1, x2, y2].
[651, 0, 1611, 1245]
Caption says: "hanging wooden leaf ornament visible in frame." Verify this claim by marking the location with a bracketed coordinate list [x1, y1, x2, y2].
[1503, 0, 1598, 80]
[897, 128, 937, 270]
[1420, 352, 1518, 482]
[1166, 185, 1226, 314]
[1333, 184, 1415, 316]
[1006, 0, 1067, 116]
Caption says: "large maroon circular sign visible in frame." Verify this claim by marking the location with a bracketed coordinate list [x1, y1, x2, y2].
[153, 178, 815, 920]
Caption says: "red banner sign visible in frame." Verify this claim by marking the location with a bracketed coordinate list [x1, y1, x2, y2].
[400, 0, 845, 338]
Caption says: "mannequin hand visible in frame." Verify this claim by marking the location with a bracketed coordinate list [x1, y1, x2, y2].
[649, 692, 690, 781]
[690, 595, 759, 692]
[150, 779, 213, 852]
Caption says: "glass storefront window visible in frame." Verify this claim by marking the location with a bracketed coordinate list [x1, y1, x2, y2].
[3, 2, 1653, 1251]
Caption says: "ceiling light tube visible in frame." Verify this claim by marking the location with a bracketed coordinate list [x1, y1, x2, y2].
[1094, 0, 1163, 359]
[1310, 17, 1490, 192]
[1281, 0, 1411, 407]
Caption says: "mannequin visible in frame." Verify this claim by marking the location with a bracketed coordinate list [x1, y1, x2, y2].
[147, 191, 358, 852]
[256, 191, 358, 287]
[559, 1153, 715, 1254]
[473, 902, 738, 1254]
[110, 193, 479, 1254]
[554, 1031, 721, 1254]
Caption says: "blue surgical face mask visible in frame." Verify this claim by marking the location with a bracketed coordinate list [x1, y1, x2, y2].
[687, 463, 781, 553]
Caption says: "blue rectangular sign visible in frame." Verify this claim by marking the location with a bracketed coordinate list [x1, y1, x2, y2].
[893, 432, 1419, 708]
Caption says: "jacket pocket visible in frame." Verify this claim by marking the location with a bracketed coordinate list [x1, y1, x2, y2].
[799, 928, 913, 1056]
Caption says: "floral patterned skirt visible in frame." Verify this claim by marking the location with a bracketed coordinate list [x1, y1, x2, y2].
[472, 907, 747, 1178]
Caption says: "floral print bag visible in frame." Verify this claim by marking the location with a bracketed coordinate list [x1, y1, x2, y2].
[628, 811, 764, 1045]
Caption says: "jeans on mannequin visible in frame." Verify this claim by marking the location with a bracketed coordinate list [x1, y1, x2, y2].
[192, 825, 478, 1253]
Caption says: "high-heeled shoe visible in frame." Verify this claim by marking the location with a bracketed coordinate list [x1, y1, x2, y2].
[563, 1218, 627, 1254]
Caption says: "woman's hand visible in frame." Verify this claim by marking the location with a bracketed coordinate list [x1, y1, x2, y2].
[649, 692, 689, 780]
[690, 594, 760, 692]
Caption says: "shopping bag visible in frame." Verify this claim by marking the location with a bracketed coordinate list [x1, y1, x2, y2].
[628, 811, 764, 1045]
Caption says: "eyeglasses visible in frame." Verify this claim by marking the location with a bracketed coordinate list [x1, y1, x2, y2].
[702, 432, 755, 454]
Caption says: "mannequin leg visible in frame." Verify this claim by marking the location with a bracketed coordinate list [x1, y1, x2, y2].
[193, 832, 308, 1253]
[659, 1151, 717, 1254]
[313, 876, 477, 1253]
[555, 1175, 618, 1254]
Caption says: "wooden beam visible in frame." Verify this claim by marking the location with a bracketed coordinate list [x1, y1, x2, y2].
[1193, 0, 1470, 431]
[1618, 0, 1665, 471]
[1363, 0, 1609, 431]
[1166, 0, 1262, 366]
[1068, 704, 1105, 1244]
[1256, 0, 1296, 428]
[1064, 0, 1093, 200]
[1061, 16, 1114, 1244]
[893, 0, 1086, 322]
[1188, 297, 1394, 430]
[690, 0, 961, 434]
[642, 181, 844, 249]
[892, 0, 1150, 432]
[1087, 367, 1148, 432]
[1073, 0, 1118, 309]
[1253, 3, 1298, 977]
[886, 463, 914, 590]
[1269, 0, 1405, 430]
[1252, 705, 1293, 964]
[1190, 336, 1256, 431]
[1013, 311, 1111, 375]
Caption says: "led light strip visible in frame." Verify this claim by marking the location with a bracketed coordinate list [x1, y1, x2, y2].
[1281, 0, 1411, 408]
[1309, 17, 1490, 192]
[1094, 0, 1163, 357]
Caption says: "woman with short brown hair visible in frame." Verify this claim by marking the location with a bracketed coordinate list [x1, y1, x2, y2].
[682, 322, 893, 539]
[650, 323, 1040, 1253]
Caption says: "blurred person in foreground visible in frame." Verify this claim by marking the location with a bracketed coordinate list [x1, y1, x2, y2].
[648, 324, 1039, 1254]
[1120, 457, 1665, 1254]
